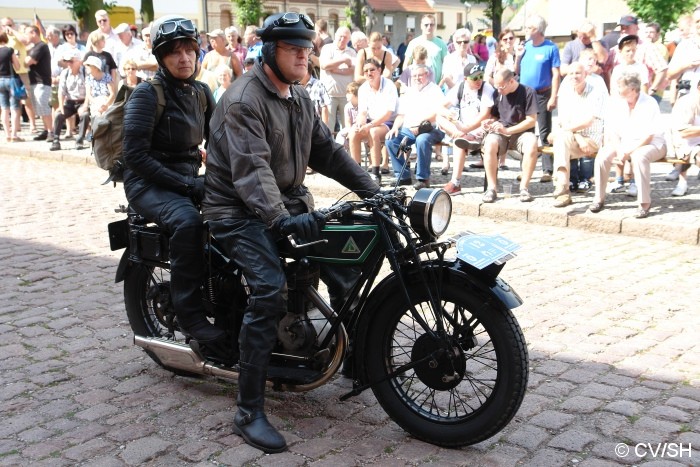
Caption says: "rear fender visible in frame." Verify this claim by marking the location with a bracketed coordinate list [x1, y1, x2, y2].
[115, 249, 130, 283]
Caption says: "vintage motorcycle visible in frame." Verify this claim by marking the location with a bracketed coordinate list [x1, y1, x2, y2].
[107, 182, 528, 448]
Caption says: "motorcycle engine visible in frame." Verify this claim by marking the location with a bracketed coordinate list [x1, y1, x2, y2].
[277, 311, 317, 353]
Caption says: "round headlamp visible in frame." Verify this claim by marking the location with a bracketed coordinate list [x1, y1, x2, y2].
[409, 188, 452, 241]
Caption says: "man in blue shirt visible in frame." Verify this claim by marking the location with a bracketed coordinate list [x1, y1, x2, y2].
[515, 14, 561, 182]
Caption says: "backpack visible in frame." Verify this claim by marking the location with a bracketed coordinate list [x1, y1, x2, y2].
[92, 78, 166, 185]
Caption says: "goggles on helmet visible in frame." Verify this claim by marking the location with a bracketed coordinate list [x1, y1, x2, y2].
[261, 12, 315, 38]
[159, 19, 197, 39]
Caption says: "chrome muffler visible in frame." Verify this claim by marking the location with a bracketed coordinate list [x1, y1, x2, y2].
[133, 335, 241, 380]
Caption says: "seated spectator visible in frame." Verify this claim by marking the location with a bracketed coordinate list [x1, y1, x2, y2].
[669, 81, 700, 196]
[119, 59, 142, 88]
[437, 64, 494, 195]
[212, 64, 232, 103]
[348, 59, 398, 182]
[588, 71, 666, 218]
[399, 45, 434, 89]
[77, 55, 117, 149]
[354, 31, 394, 82]
[439, 28, 477, 90]
[549, 61, 607, 207]
[50, 50, 87, 151]
[480, 68, 539, 203]
[386, 64, 446, 189]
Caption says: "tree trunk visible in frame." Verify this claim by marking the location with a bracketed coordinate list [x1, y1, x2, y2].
[141, 0, 154, 24]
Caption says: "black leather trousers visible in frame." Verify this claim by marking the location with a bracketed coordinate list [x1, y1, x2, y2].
[127, 185, 204, 328]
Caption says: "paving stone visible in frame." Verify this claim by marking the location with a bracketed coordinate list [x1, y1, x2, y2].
[559, 396, 604, 414]
[547, 429, 599, 452]
[603, 400, 643, 417]
[505, 424, 550, 449]
[119, 436, 173, 465]
[529, 410, 577, 430]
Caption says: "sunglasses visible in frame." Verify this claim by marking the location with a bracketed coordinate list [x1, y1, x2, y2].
[455, 40, 470, 44]
[502, 36, 515, 41]
[97, 19, 108, 24]
[468, 73, 484, 81]
[160, 19, 196, 38]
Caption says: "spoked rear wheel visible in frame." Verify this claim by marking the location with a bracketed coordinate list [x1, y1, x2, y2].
[364, 281, 528, 447]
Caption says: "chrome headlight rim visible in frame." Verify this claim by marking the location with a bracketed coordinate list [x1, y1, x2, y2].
[409, 188, 452, 241]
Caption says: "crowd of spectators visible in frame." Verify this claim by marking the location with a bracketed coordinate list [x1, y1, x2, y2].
[2, 9, 699, 218]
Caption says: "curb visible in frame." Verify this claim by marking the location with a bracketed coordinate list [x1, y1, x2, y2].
[2, 141, 698, 245]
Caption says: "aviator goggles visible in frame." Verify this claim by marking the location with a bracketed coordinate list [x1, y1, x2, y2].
[273, 12, 315, 30]
[159, 19, 197, 39]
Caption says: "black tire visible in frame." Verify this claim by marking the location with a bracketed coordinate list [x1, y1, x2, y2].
[123, 263, 199, 376]
[364, 281, 528, 447]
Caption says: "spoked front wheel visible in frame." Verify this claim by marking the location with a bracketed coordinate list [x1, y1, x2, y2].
[364, 281, 528, 447]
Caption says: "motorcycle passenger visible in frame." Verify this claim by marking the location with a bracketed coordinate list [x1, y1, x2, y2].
[121, 17, 225, 357]
[202, 12, 379, 453]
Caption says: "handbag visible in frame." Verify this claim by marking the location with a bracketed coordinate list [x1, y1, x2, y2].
[416, 120, 434, 135]
[9, 61, 27, 100]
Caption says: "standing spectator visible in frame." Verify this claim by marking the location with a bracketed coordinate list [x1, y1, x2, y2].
[486, 34, 497, 58]
[609, 35, 649, 97]
[45, 26, 62, 110]
[0, 30, 23, 142]
[560, 20, 607, 77]
[396, 33, 413, 74]
[350, 30, 368, 51]
[515, 14, 561, 183]
[354, 31, 394, 82]
[226, 26, 247, 66]
[471, 34, 489, 66]
[119, 59, 142, 88]
[202, 29, 243, 79]
[480, 68, 539, 203]
[669, 81, 700, 196]
[310, 18, 332, 72]
[348, 58, 398, 181]
[244, 25, 263, 59]
[85, 30, 119, 84]
[386, 64, 446, 189]
[93, 9, 120, 58]
[25, 25, 54, 141]
[549, 61, 607, 207]
[302, 60, 331, 126]
[403, 14, 449, 83]
[131, 26, 158, 80]
[319, 26, 356, 134]
[485, 29, 516, 87]
[113, 22, 144, 77]
[588, 71, 666, 219]
[438, 64, 495, 195]
[49, 51, 87, 151]
[56, 25, 86, 68]
[1, 17, 36, 134]
[440, 28, 477, 90]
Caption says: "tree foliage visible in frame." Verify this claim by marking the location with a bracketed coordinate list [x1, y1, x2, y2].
[231, 0, 264, 28]
[140, 0, 154, 25]
[627, 0, 696, 35]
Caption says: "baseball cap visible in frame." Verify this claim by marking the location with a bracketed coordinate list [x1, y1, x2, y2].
[464, 63, 485, 78]
[618, 15, 638, 26]
[207, 28, 225, 38]
[114, 23, 130, 34]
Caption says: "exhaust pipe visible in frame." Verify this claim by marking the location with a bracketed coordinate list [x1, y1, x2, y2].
[134, 335, 241, 380]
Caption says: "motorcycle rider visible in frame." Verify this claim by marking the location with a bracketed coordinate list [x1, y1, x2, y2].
[121, 17, 227, 357]
[202, 12, 379, 453]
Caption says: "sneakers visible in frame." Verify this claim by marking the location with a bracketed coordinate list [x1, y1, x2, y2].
[519, 188, 533, 202]
[442, 181, 461, 195]
[539, 172, 553, 183]
[454, 137, 470, 150]
[665, 167, 680, 181]
[626, 182, 638, 197]
[610, 182, 626, 193]
[671, 183, 688, 197]
[577, 180, 591, 193]
[75, 139, 86, 150]
[413, 179, 430, 190]
[482, 189, 497, 203]
[33, 130, 48, 141]
[49, 140, 61, 151]
[369, 173, 381, 185]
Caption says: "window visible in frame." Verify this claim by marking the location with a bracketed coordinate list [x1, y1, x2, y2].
[437, 12, 444, 28]
[384, 15, 393, 33]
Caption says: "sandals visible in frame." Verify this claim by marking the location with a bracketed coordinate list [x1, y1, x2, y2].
[634, 207, 650, 219]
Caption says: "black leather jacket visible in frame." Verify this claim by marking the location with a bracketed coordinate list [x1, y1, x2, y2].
[203, 61, 378, 225]
[122, 69, 215, 200]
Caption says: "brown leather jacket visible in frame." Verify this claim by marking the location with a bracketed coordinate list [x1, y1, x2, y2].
[202, 61, 378, 225]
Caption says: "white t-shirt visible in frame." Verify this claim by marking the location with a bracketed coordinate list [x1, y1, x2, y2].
[445, 80, 495, 124]
[398, 81, 446, 127]
[441, 52, 477, 88]
[604, 92, 665, 150]
[609, 62, 649, 97]
[357, 76, 398, 122]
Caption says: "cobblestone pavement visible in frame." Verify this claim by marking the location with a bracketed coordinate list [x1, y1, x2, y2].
[0, 155, 699, 466]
